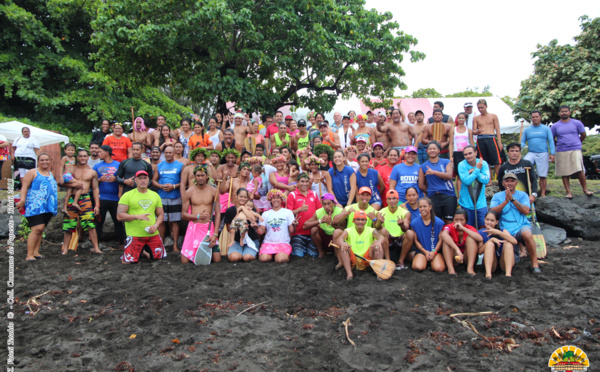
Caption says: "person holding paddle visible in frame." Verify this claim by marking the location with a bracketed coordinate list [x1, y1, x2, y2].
[457, 145, 490, 229]
[490, 173, 541, 274]
[334, 210, 386, 280]
[180, 165, 221, 264]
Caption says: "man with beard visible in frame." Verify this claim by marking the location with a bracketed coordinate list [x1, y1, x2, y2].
[117, 142, 153, 195]
[88, 142, 102, 168]
[62, 149, 102, 255]
[377, 108, 416, 155]
[551, 105, 592, 198]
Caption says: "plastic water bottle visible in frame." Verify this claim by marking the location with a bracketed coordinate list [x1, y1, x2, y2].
[145, 226, 151, 233]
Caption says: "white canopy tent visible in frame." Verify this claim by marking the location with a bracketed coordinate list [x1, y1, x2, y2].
[0, 121, 70, 146]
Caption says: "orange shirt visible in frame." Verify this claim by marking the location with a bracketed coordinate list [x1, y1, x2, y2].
[102, 135, 132, 162]
[189, 134, 213, 150]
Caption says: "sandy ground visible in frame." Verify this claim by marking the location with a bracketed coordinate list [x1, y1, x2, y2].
[1, 238, 599, 371]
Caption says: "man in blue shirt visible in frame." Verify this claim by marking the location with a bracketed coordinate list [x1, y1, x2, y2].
[93, 145, 125, 247]
[490, 173, 541, 274]
[152, 145, 184, 252]
[521, 111, 555, 197]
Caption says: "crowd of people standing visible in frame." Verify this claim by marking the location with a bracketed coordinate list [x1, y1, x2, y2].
[10, 101, 594, 280]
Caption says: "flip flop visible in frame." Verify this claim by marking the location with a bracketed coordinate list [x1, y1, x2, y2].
[565, 194, 573, 200]
[34, 255, 45, 259]
[26, 258, 36, 262]
[585, 191, 594, 196]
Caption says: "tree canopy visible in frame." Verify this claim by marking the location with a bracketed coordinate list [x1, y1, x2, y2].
[514, 16, 600, 126]
[92, 0, 424, 115]
[0, 0, 189, 131]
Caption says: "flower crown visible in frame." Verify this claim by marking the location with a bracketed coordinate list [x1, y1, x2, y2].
[271, 155, 287, 164]
[307, 110, 316, 119]
[267, 189, 286, 201]
[304, 155, 325, 166]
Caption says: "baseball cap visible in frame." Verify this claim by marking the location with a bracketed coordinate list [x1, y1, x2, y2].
[366, 110, 373, 115]
[342, 115, 350, 120]
[415, 110, 424, 116]
[405, 146, 417, 153]
[464, 102, 473, 107]
[358, 186, 372, 195]
[372, 142, 384, 149]
[100, 145, 113, 155]
[135, 170, 148, 177]
[285, 115, 293, 120]
[356, 137, 367, 143]
[386, 190, 399, 199]
[319, 122, 328, 127]
[322, 193, 336, 201]
[354, 210, 368, 220]
[297, 119, 307, 127]
[503, 173, 518, 180]
[377, 111, 386, 117]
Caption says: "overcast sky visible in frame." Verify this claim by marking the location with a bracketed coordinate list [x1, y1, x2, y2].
[364, 0, 598, 98]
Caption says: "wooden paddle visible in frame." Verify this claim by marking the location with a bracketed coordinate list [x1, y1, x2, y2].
[194, 181, 221, 266]
[329, 242, 395, 280]
[218, 178, 234, 256]
[518, 119, 525, 143]
[245, 136, 257, 155]
[67, 215, 79, 251]
[525, 167, 546, 259]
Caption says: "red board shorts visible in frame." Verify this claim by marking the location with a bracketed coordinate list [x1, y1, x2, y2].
[350, 249, 373, 271]
[122, 235, 166, 263]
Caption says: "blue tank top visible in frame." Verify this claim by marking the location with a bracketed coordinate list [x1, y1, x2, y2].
[355, 168, 382, 205]
[403, 202, 420, 222]
[25, 170, 58, 217]
[329, 166, 355, 206]
[157, 160, 184, 199]
[421, 158, 455, 196]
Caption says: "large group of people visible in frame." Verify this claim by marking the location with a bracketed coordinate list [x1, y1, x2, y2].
[12, 102, 594, 280]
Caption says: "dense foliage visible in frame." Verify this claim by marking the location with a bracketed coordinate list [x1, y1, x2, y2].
[0, 0, 190, 131]
[92, 0, 424, 115]
[514, 16, 600, 126]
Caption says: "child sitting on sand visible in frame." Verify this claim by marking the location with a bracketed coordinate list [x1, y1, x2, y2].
[60, 143, 83, 212]
[229, 200, 264, 250]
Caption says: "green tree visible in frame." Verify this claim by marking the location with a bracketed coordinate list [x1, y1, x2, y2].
[445, 86, 492, 98]
[92, 0, 424, 115]
[514, 16, 600, 126]
[401, 88, 441, 98]
[0, 0, 188, 131]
